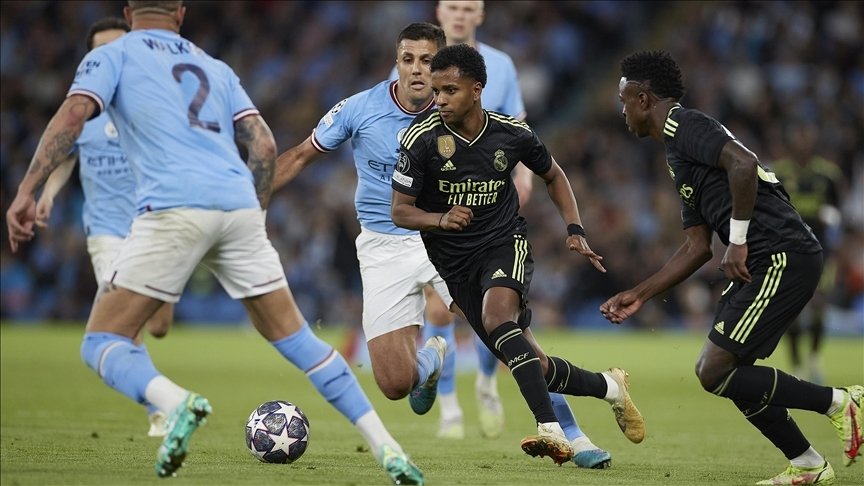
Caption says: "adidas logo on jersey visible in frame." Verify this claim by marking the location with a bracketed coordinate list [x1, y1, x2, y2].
[441, 160, 456, 171]
[491, 269, 507, 279]
[713, 321, 725, 334]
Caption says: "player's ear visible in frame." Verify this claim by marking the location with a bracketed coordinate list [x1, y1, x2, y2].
[123, 6, 133, 25]
[175, 5, 186, 28]
[474, 81, 482, 101]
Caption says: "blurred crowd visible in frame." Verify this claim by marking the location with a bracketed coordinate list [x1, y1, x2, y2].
[1, 1, 862, 334]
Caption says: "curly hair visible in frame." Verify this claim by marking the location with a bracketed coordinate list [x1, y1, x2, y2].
[431, 43, 487, 87]
[620, 50, 685, 101]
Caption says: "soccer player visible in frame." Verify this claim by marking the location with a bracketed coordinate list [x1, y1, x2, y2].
[6, 2, 423, 483]
[34, 16, 172, 439]
[392, 2, 598, 458]
[772, 122, 844, 385]
[273, 21, 450, 427]
[391, 44, 646, 466]
[603, 50, 863, 485]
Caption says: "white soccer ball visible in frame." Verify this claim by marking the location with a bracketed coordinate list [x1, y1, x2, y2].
[245, 400, 310, 464]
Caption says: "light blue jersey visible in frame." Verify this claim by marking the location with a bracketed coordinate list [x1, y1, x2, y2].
[75, 111, 136, 237]
[68, 29, 260, 213]
[312, 80, 433, 235]
[389, 42, 525, 119]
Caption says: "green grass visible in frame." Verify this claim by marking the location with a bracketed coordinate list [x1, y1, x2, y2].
[1, 323, 862, 485]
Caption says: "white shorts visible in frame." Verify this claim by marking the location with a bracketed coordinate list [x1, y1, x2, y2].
[107, 208, 286, 303]
[356, 227, 453, 341]
[87, 234, 125, 285]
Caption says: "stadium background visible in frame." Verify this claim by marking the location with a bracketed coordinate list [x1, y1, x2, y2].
[1, 0, 862, 336]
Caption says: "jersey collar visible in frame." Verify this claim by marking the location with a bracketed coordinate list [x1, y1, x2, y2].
[390, 81, 435, 115]
[442, 110, 489, 146]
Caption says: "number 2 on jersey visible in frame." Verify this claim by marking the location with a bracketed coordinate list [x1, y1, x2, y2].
[172, 63, 221, 133]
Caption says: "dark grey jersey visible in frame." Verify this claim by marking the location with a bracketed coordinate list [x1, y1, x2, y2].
[393, 110, 552, 280]
[663, 106, 821, 262]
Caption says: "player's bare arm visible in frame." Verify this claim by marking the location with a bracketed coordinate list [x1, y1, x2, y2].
[538, 158, 605, 272]
[717, 140, 758, 283]
[234, 114, 277, 209]
[273, 135, 320, 192]
[35, 154, 78, 228]
[391, 191, 472, 231]
[6, 94, 94, 252]
[601, 224, 713, 324]
[512, 163, 533, 207]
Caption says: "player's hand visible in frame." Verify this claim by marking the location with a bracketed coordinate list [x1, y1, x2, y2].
[719, 243, 751, 283]
[439, 205, 472, 231]
[6, 192, 37, 253]
[566, 235, 606, 273]
[35, 195, 54, 229]
[600, 291, 642, 324]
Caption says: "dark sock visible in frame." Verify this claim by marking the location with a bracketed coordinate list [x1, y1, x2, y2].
[545, 356, 607, 398]
[734, 400, 810, 459]
[488, 321, 556, 424]
[710, 365, 832, 413]
[788, 325, 802, 367]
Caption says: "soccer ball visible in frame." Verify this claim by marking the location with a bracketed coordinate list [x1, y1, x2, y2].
[245, 400, 310, 464]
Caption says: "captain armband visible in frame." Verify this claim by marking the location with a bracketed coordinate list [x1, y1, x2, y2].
[728, 218, 750, 245]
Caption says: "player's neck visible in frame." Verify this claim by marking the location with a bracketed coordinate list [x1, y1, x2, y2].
[445, 108, 485, 141]
[131, 14, 181, 33]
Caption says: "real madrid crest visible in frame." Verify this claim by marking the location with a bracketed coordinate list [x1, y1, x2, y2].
[493, 149, 508, 171]
[437, 135, 455, 158]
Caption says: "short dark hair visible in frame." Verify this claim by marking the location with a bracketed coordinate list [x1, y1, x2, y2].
[127, 1, 183, 14]
[397, 22, 446, 49]
[620, 50, 685, 101]
[431, 44, 487, 87]
[86, 17, 130, 50]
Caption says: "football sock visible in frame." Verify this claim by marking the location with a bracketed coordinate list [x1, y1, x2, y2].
[826, 388, 846, 415]
[734, 400, 810, 459]
[550, 392, 584, 440]
[271, 323, 372, 423]
[488, 321, 556, 424]
[602, 372, 620, 403]
[791, 446, 826, 468]
[355, 410, 403, 461]
[137, 344, 163, 415]
[709, 365, 832, 413]
[80, 332, 162, 405]
[423, 321, 456, 394]
[438, 393, 463, 423]
[415, 340, 442, 387]
[144, 375, 188, 412]
[544, 356, 607, 399]
[475, 334, 499, 377]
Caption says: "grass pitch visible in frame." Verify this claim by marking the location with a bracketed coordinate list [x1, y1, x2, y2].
[1, 323, 862, 485]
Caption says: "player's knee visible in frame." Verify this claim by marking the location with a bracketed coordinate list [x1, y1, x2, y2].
[146, 318, 171, 338]
[376, 377, 412, 401]
[694, 358, 733, 393]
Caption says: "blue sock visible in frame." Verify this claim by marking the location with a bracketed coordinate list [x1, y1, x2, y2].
[475, 334, 498, 377]
[138, 344, 160, 415]
[423, 322, 456, 394]
[80, 332, 160, 405]
[550, 392, 584, 441]
[416, 341, 441, 387]
[271, 323, 372, 424]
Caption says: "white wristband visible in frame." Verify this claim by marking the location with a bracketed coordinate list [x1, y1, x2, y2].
[728, 218, 750, 245]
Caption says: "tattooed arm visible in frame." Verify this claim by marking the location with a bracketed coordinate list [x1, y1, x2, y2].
[6, 94, 95, 251]
[234, 114, 277, 210]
